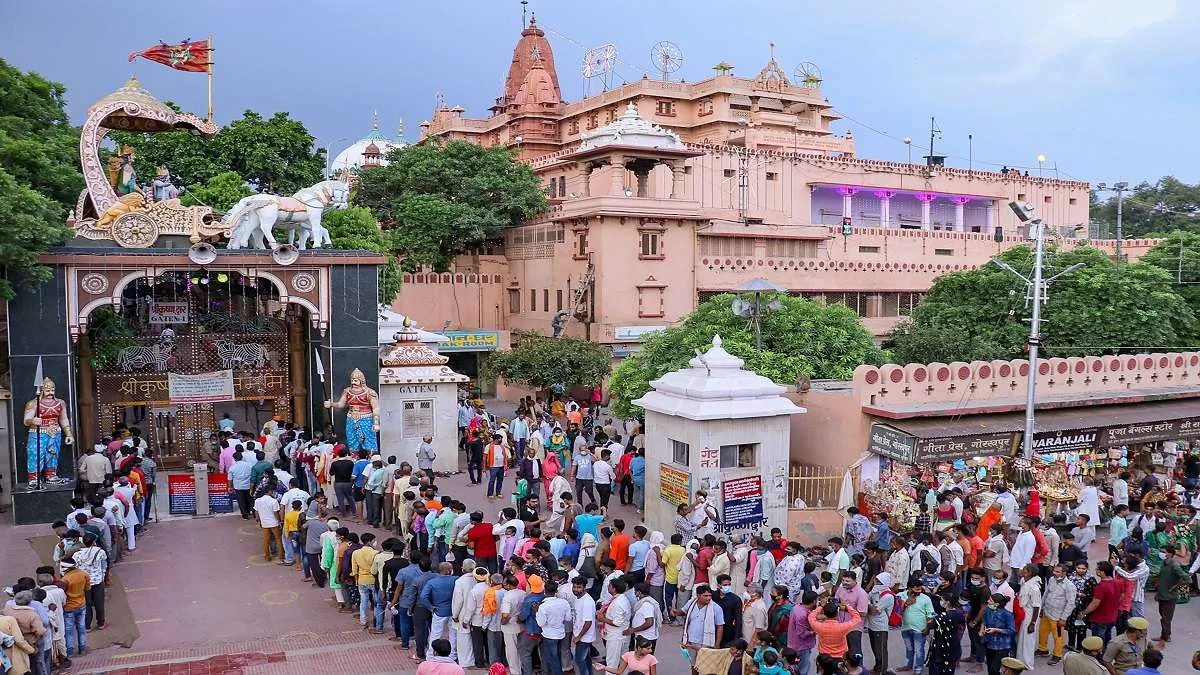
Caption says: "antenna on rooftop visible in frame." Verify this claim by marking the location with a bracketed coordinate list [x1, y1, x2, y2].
[581, 44, 618, 95]
[794, 62, 822, 88]
[650, 41, 683, 81]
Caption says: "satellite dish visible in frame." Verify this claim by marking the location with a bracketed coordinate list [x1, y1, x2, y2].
[650, 41, 683, 81]
[731, 298, 753, 317]
[794, 62, 822, 87]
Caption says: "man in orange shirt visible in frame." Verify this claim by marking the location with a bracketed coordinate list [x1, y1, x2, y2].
[60, 558, 90, 657]
[807, 600, 861, 659]
[610, 518, 631, 571]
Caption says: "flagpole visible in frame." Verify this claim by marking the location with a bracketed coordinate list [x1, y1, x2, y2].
[206, 35, 213, 123]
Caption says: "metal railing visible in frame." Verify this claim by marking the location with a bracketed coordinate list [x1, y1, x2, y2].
[787, 463, 843, 510]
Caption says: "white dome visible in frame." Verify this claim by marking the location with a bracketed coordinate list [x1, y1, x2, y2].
[330, 116, 406, 175]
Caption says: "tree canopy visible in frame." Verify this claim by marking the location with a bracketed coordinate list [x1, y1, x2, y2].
[110, 109, 324, 194]
[180, 170, 251, 212]
[353, 139, 547, 270]
[1091, 176, 1200, 238]
[887, 245, 1197, 364]
[322, 206, 401, 304]
[607, 293, 886, 419]
[487, 331, 612, 392]
[0, 58, 81, 297]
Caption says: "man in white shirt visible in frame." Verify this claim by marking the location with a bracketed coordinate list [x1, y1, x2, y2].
[460, 567, 491, 669]
[571, 578, 598, 675]
[629, 582, 662, 647]
[279, 478, 310, 514]
[500, 576, 527, 675]
[950, 488, 966, 523]
[600, 577, 632, 668]
[692, 492, 719, 539]
[253, 492, 282, 562]
[946, 533, 966, 576]
[592, 450, 616, 509]
[994, 485, 1019, 526]
[741, 583, 769, 645]
[1114, 554, 1150, 618]
[909, 534, 940, 575]
[982, 524, 1011, 573]
[536, 581, 572, 675]
[1009, 517, 1037, 575]
[1112, 471, 1130, 509]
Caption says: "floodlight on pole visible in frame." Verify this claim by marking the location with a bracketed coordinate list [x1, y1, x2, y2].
[732, 278, 785, 351]
[991, 201, 1083, 459]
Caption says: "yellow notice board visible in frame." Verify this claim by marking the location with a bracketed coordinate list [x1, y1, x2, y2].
[659, 464, 692, 506]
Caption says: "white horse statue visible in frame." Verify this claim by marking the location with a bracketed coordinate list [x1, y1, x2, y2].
[224, 180, 349, 250]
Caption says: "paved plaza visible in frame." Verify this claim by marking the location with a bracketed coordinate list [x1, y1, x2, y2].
[2, 465, 1198, 674]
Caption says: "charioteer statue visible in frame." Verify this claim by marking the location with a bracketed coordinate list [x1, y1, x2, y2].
[325, 368, 379, 454]
[24, 377, 74, 487]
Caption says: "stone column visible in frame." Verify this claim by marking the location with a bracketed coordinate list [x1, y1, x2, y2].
[838, 186, 859, 220]
[610, 156, 625, 195]
[986, 199, 997, 234]
[582, 165, 592, 197]
[952, 196, 970, 232]
[636, 170, 650, 197]
[670, 162, 686, 199]
[289, 316, 309, 429]
[917, 192, 936, 230]
[873, 190, 896, 227]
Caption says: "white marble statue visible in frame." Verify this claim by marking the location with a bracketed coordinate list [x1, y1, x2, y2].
[224, 179, 348, 250]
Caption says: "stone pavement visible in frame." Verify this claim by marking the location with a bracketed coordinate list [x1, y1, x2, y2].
[3, 457, 1198, 673]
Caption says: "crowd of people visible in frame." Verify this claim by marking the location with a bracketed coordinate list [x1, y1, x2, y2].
[19, 400, 1199, 675]
[5, 426, 158, 674]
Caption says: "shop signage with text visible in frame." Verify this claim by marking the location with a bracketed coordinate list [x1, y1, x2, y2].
[868, 424, 916, 463]
[915, 432, 1018, 463]
[440, 331, 500, 352]
[721, 475, 767, 533]
[168, 369, 235, 403]
[1031, 428, 1100, 453]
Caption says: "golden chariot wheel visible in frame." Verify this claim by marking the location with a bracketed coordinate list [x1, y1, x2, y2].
[111, 211, 161, 248]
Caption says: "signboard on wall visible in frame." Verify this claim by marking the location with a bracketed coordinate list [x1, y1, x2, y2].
[867, 424, 916, 463]
[149, 301, 189, 324]
[168, 370, 235, 403]
[168, 472, 233, 515]
[614, 325, 667, 341]
[441, 331, 500, 352]
[402, 399, 435, 439]
[722, 475, 767, 533]
[659, 464, 692, 506]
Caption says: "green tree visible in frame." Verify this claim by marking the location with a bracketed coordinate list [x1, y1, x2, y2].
[487, 331, 612, 391]
[888, 245, 1197, 364]
[1091, 177, 1200, 238]
[607, 293, 886, 419]
[111, 109, 325, 194]
[1140, 230, 1200, 311]
[181, 170, 251, 212]
[322, 206, 401, 304]
[353, 139, 547, 270]
[0, 58, 80, 298]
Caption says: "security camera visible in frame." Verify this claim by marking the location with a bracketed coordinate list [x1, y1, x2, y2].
[1008, 201, 1035, 223]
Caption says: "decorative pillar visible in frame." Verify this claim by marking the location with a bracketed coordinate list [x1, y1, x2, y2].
[873, 190, 896, 227]
[636, 170, 650, 197]
[670, 162, 686, 199]
[610, 156, 626, 195]
[916, 192, 936, 230]
[75, 335, 96, 452]
[986, 199, 997, 234]
[582, 166, 592, 197]
[289, 316, 309, 429]
[837, 186, 859, 219]
[951, 196, 971, 232]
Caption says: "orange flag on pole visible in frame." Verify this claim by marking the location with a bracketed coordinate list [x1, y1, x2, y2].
[128, 39, 211, 73]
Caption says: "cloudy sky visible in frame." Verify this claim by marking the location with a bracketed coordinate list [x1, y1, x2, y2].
[2, 0, 1193, 184]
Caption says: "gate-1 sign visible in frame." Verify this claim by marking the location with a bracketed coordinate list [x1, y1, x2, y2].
[149, 301, 189, 324]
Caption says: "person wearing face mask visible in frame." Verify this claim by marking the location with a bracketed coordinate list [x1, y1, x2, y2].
[979, 593, 1015, 675]
[1008, 518, 1036, 585]
[964, 569, 991, 670]
[1014, 565, 1041, 669]
[714, 574, 744, 648]
[1037, 563, 1076, 666]
[833, 571, 868, 663]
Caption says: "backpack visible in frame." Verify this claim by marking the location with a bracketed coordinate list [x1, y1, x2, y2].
[919, 548, 938, 573]
[886, 590, 902, 627]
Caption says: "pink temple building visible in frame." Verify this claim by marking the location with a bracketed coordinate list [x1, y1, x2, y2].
[393, 15, 1153, 388]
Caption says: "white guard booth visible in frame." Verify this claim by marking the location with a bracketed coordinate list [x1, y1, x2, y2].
[378, 321, 468, 473]
[635, 335, 804, 540]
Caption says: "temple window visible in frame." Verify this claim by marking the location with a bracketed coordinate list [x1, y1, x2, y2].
[698, 99, 714, 116]
[508, 289, 521, 313]
[655, 100, 676, 117]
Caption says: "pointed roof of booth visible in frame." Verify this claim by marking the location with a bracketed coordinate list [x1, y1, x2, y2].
[633, 335, 804, 420]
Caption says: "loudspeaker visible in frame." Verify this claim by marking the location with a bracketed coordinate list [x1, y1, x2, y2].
[993, 226, 1004, 243]
[187, 242, 217, 265]
[271, 244, 299, 266]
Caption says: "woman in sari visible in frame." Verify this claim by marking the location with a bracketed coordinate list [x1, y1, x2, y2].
[645, 531, 666, 609]
[934, 494, 958, 531]
[543, 452, 562, 502]
[1146, 520, 1172, 591]
[339, 531, 362, 610]
[546, 428, 570, 466]
[322, 523, 347, 610]
[766, 584, 792, 643]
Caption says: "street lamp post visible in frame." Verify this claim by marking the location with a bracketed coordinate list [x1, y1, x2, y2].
[993, 201, 1084, 459]
[903, 137, 912, 164]
[1095, 182, 1129, 264]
